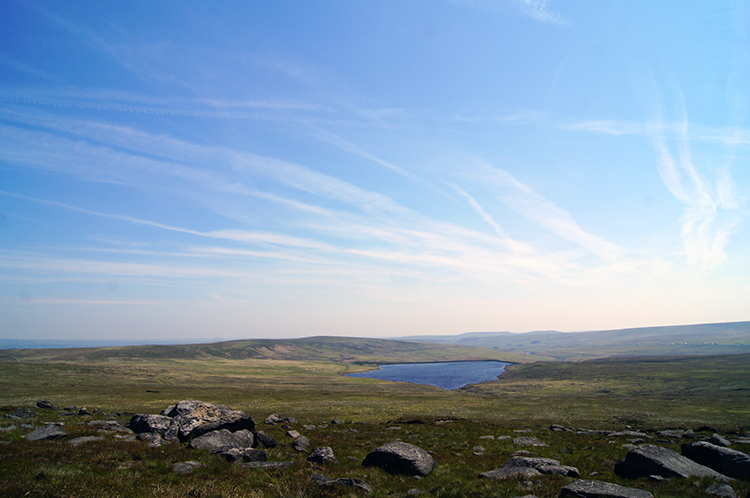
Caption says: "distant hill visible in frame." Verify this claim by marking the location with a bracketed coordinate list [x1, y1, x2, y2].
[398, 321, 750, 360]
[0, 336, 542, 364]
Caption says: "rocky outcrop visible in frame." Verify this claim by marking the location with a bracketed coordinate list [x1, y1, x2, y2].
[560, 479, 653, 498]
[362, 441, 434, 476]
[614, 444, 725, 479]
[131, 401, 254, 442]
[682, 441, 750, 479]
[25, 424, 67, 441]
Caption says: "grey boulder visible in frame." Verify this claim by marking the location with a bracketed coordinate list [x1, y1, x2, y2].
[212, 447, 266, 463]
[311, 473, 372, 494]
[504, 456, 579, 477]
[363, 441, 434, 476]
[706, 483, 737, 498]
[308, 446, 338, 464]
[479, 467, 541, 480]
[25, 425, 67, 441]
[36, 400, 59, 410]
[254, 431, 277, 448]
[614, 444, 725, 479]
[682, 441, 750, 479]
[188, 429, 254, 451]
[128, 414, 172, 435]
[560, 479, 653, 498]
[292, 435, 310, 452]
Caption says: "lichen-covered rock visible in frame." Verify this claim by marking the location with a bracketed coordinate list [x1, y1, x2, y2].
[25, 425, 67, 441]
[614, 444, 724, 479]
[292, 435, 310, 452]
[363, 442, 434, 476]
[706, 483, 737, 498]
[163, 401, 255, 442]
[682, 441, 750, 479]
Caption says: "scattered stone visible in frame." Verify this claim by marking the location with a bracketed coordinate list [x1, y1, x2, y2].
[614, 444, 725, 479]
[684, 429, 696, 438]
[497, 436, 512, 441]
[6, 408, 36, 419]
[363, 441, 434, 476]
[0, 425, 16, 432]
[21, 424, 35, 429]
[647, 475, 670, 482]
[87, 420, 120, 428]
[189, 429, 254, 451]
[407, 488, 425, 495]
[331, 419, 344, 425]
[479, 435, 495, 440]
[243, 461, 294, 470]
[473, 445, 485, 454]
[36, 400, 59, 410]
[308, 446, 337, 464]
[551, 424, 575, 432]
[139, 432, 168, 447]
[292, 435, 310, 452]
[480, 467, 541, 480]
[502, 456, 579, 477]
[173, 461, 205, 474]
[560, 479, 653, 498]
[212, 447, 266, 463]
[254, 431, 277, 448]
[303, 424, 316, 430]
[513, 436, 548, 447]
[25, 425, 67, 441]
[286, 430, 301, 439]
[710, 434, 733, 447]
[657, 429, 684, 438]
[386, 426, 402, 430]
[69, 436, 104, 446]
[682, 441, 750, 479]
[264, 413, 286, 425]
[706, 483, 737, 498]
[311, 473, 372, 493]
[77, 408, 92, 416]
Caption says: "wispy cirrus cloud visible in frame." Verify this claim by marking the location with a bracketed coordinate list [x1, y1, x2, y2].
[446, 0, 567, 25]
[653, 117, 741, 271]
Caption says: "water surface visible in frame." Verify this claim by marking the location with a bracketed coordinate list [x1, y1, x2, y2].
[347, 360, 511, 390]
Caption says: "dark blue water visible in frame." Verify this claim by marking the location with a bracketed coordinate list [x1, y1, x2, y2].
[347, 360, 511, 390]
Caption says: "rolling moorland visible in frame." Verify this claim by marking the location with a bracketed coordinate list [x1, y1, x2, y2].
[1, 324, 749, 497]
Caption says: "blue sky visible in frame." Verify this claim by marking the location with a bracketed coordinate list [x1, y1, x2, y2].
[1, 1, 748, 342]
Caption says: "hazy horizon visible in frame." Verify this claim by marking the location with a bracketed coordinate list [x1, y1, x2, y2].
[2, 1, 749, 342]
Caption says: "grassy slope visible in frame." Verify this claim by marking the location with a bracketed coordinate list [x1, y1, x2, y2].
[403, 321, 750, 359]
[0, 336, 547, 364]
[1, 339, 750, 498]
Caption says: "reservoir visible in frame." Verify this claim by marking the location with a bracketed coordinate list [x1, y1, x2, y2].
[347, 360, 511, 391]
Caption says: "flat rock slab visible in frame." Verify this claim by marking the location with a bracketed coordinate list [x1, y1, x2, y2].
[212, 447, 266, 463]
[362, 441, 434, 476]
[311, 473, 372, 494]
[561, 479, 653, 498]
[479, 467, 541, 480]
[69, 436, 104, 446]
[513, 436, 548, 447]
[308, 446, 337, 464]
[243, 461, 295, 470]
[25, 425, 67, 441]
[614, 444, 725, 479]
[682, 441, 750, 479]
[502, 456, 579, 477]
[173, 461, 205, 474]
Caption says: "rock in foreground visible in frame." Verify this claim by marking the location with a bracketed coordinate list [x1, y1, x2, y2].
[682, 441, 750, 480]
[362, 441, 434, 476]
[614, 444, 725, 479]
[560, 479, 653, 498]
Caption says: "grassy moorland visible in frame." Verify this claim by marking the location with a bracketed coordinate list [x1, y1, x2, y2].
[1, 337, 749, 497]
